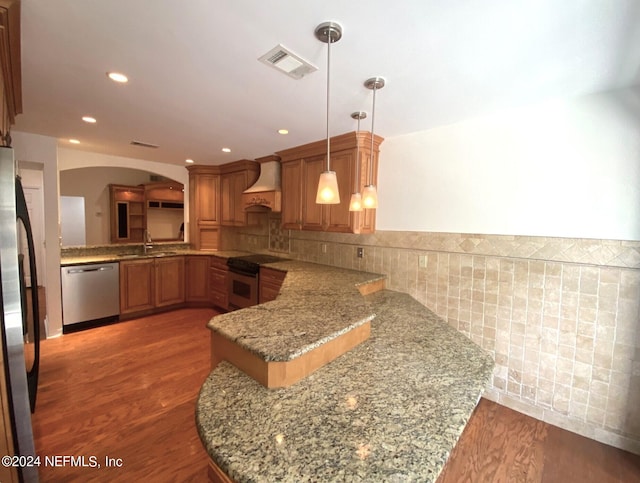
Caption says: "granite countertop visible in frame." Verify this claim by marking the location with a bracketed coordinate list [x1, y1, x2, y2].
[59, 248, 252, 266]
[207, 260, 384, 361]
[197, 289, 495, 482]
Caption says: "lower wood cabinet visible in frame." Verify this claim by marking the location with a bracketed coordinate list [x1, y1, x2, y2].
[120, 259, 155, 315]
[210, 256, 229, 310]
[186, 255, 211, 303]
[155, 256, 186, 307]
[259, 267, 286, 304]
[120, 256, 185, 316]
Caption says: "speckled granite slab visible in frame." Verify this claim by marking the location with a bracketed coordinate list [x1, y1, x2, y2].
[207, 261, 385, 362]
[197, 290, 495, 482]
[60, 247, 250, 266]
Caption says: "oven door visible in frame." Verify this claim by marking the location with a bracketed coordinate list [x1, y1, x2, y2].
[227, 270, 258, 309]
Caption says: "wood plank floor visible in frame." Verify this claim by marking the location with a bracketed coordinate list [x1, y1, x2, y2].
[32, 309, 640, 482]
[33, 308, 218, 482]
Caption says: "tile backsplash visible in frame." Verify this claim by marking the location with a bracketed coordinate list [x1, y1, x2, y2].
[225, 216, 640, 454]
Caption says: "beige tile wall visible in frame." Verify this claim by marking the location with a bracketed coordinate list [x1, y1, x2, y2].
[225, 219, 640, 454]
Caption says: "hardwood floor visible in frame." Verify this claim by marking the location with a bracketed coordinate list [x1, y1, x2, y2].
[438, 399, 640, 483]
[33, 308, 218, 482]
[32, 309, 640, 482]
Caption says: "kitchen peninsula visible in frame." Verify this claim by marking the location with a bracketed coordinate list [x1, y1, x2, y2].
[196, 260, 494, 482]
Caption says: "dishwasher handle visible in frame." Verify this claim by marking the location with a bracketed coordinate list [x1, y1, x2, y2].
[67, 266, 115, 274]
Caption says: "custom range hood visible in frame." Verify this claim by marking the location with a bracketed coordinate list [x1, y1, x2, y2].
[242, 155, 282, 212]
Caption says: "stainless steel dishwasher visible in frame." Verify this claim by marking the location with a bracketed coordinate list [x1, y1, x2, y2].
[61, 262, 120, 330]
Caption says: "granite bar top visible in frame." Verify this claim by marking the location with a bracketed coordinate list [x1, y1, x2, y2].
[197, 290, 495, 482]
[206, 260, 384, 362]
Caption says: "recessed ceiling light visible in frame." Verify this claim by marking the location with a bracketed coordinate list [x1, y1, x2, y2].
[82, 116, 97, 123]
[69, 139, 80, 144]
[222, 148, 231, 153]
[107, 72, 128, 83]
[185, 159, 194, 164]
[278, 129, 289, 135]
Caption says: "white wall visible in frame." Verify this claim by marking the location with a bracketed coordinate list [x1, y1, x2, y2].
[11, 132, 62, 337]
[378, 86, 640, 241]
[60, 166, 159, 245]
[58, 148, 190, 238]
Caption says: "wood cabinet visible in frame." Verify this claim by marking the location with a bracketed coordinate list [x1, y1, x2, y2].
[154, 256, 185, 307]
[120, 256, 185, 315]
[186, 255, 211, 303]
[110, 184, 146, 243]
[188, 167, 221, 250]
[120, 258, 155, 315]
[277, 131, 382, 234]
[220, 160, 260, 226]
[188, 161, 259, 249]
[210, 256, 229, 310]
[144, 181, 184, 208]
[259, 267, 286, 304]
[281, 160, 303, 229]
[0, 0, 21, 148]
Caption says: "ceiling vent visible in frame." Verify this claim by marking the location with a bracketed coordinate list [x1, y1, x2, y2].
[258, 44, 317, 80]
[130, 140, 159, 149]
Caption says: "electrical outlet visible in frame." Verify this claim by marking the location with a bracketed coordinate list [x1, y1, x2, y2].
[321, 243, 327, 253]
[419, 255, 427, 268]
[357, 247, 364, 258]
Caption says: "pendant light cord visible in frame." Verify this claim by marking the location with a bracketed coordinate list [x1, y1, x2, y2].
[369, 85, 376, 184]
[326, 34, 332, 173]
[355, 116, 361, 191]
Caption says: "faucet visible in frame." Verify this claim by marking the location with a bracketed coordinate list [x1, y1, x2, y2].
[143, 230, 153, 254]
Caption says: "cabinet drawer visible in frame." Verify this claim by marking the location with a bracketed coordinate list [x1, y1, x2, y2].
[260, 267, 286, 283]
[211, 256, 229, 271]
[211, 288, 228, 310]
[210, 267, 228, 288]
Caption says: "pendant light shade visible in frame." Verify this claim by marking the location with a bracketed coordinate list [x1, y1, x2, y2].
[315, 21, 343, 205]
[316, 171, 340, 203]
[349, 111, 367, 212]
[362, 77, 385, 210]
[349, 192, 363, 211]
[362, 185, 378, 209]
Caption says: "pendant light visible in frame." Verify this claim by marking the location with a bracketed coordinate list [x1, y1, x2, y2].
[349, 111, 367, 212]
[362, 77, 385, 209]
[315, 21, 342, 204]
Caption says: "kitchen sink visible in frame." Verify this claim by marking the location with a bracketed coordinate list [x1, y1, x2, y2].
[119, 254, 140, 259]
[150, 251, 178, 257]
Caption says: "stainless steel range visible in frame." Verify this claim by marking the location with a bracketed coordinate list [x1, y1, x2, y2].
[226, 254, 287, 309]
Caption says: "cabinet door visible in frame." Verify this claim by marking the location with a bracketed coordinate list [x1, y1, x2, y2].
[210, 257, 229, 310]
[221, 171, 248, 226]
[196, 174, 220, 223]
[301, 155, 324, 231]
[155, 256, 185, 307]
[120, 259, 155, 315]
[281, 160, 303, 229]
[325, 149, 355, 232]
[186, 256, 211, 303]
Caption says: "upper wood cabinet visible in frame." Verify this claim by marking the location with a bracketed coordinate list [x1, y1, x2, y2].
[109, 184, 146, 243]
[277, 131, 382, 234]
[0, 0, 21, 146]
[188, 160, 259, 250]
[220, 160, 259, 226]
[188, 166, 221, 250]
[144, 181, 184, 208]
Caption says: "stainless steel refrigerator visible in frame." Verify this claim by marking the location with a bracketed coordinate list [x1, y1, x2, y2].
[0, 146, 40, 482]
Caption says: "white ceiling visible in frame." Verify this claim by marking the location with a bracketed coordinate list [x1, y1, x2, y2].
[13, 0, 640, 166]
